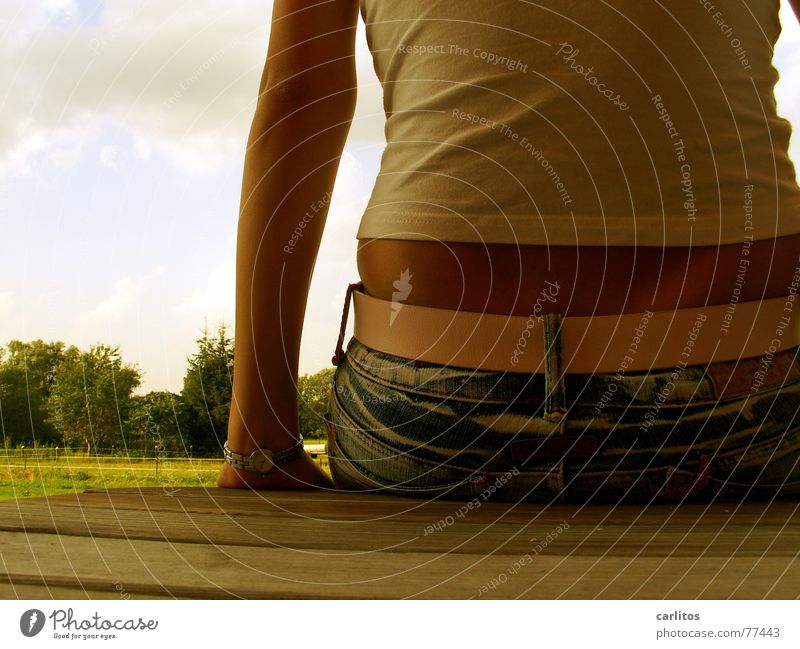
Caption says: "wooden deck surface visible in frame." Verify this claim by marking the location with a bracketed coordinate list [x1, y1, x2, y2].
[0, 487, 798, 599]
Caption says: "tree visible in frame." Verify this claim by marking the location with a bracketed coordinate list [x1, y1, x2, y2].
[298, 368, 335, 439]
[179, 322, 234, 455]
[126, 391, 184, 454]
[0, 340, 65, 446]
[4, 340, 65, 397]
[0, 365, 55, 447]
[46, 344, 141, 451]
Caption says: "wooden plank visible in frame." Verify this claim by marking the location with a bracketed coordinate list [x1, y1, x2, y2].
[1, 498, 798, 558]
[1, 531, 798, 599]
[0, 573, 232, 600]
[27, 487, 800, 527]
[0, 581, 171, 600]
[1, 489, 798, 599]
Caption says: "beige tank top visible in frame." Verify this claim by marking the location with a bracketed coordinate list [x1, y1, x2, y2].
[355, 0, 800, 247]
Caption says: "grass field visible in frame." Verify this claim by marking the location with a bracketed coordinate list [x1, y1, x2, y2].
[0, 450, 330, 500]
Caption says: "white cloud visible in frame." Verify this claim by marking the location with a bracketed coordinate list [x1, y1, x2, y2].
[0, 0, 385, 178]
[44, 0, 78, 15]
[776, 1, 800, 164]
[99, 144, 118, 168]
[134, 136, 152, 160]
[174, 259, 235, 322]
[75, 266, 164, 324]
[0, 292, 15, 321]
[6, 116, 102, 178]
[0, 1, 272, 176]
[76, 277, 143, 324]
[6, 119, 49, 176]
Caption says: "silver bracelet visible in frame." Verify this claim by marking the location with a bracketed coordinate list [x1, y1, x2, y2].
[223, 436, 305, 475]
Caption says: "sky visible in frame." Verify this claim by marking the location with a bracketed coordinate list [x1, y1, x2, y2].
[1, 0, 799, 394]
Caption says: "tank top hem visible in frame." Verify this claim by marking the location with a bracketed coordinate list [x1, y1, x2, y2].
[355, 206, 800, 247]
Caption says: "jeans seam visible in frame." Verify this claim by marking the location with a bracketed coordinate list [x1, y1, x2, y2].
[346, 338, 548, 404]
[347, 337, 800, 406]
[330, 383, 485, 479]
[570, 377, 800, 409]
[330, 429, 483, 495]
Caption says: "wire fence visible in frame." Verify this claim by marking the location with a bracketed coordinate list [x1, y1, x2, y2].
[0, 443, 329, 474]
[1, 446, 205, 462]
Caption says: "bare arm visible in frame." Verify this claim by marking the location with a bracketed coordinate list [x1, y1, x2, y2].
[219, 0, 358, 489]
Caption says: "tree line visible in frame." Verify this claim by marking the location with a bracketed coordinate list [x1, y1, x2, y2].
[0, 324, 336, 456]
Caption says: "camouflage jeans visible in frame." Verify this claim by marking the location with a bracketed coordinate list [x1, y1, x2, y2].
[324, 331, 800, 505]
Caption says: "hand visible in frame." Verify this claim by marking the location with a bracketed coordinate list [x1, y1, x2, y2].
[216, 450, 335, 490]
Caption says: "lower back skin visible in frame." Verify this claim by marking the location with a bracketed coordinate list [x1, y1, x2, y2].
[356, 233, 800, 318]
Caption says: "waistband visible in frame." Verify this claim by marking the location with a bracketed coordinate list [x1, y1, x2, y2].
[332, 281, 800, 375]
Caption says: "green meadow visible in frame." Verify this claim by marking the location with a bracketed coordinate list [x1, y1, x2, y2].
[0, 452, 330, 500]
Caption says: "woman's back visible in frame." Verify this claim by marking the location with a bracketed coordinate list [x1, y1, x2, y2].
[221, 0, 800, 507]
[357, 0, 800, 247]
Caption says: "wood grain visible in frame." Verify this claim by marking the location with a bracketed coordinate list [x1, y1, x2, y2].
[0, 488, 797, 599]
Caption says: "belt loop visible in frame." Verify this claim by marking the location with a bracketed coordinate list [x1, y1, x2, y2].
[542, 312, 567, 427]
[331, 281, 364, 366]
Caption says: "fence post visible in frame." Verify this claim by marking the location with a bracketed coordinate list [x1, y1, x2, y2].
[21, 445, 26, 471]
[55, 446, 59, 463]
